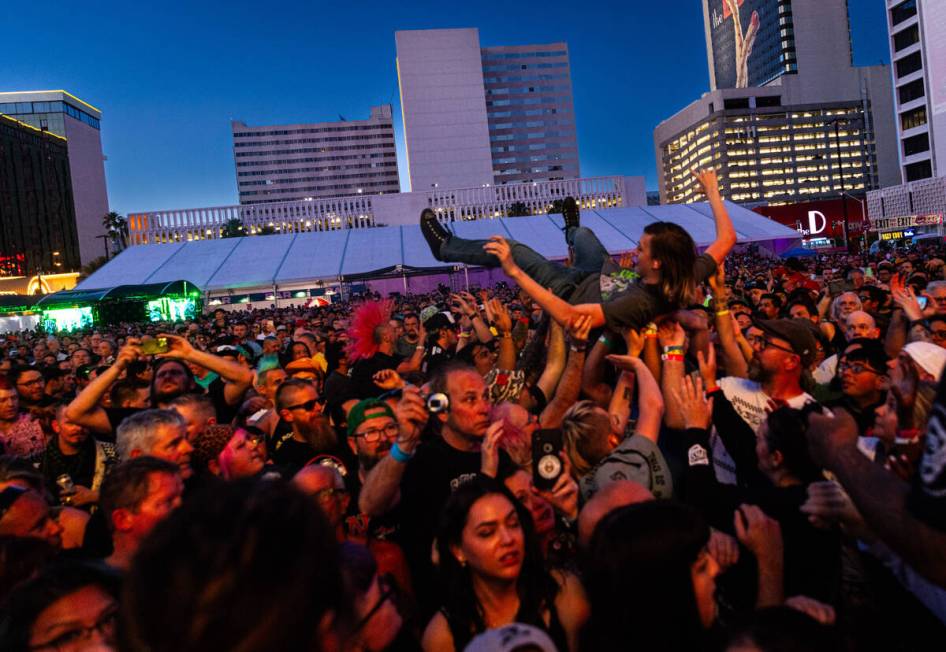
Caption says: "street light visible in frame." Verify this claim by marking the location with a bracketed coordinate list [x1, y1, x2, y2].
[827, 116, 864, 254]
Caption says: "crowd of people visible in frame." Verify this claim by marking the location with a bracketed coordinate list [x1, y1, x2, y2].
[1, 171, 945, 650]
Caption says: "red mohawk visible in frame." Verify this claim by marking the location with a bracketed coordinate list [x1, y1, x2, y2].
[345, 299, 393, 362]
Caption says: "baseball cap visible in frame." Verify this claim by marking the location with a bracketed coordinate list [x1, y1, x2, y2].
[903, 342, 946, 381]
[463, 623, 558, 652]
[347, 398, 396, 438]
[754, 318, 818, 368]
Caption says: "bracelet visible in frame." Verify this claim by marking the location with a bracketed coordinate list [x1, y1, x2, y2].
[570, 343, 587, 353]
[661, 353, 685, 362]
[415, 345, 424, 350]
[705, 385, 720, 393]
[390, 442, 415, 464]
[467, 313, 478, 319]
[598, 334, 612, 348]
[500, 332, 512, 339]
[663, 345, 685, 354]
[458, 332, 470, 339]
[715, 310, 730, 317]
[644, 333, 658, 340]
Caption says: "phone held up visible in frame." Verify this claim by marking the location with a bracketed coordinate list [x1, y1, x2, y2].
[141, 337, 169, 355]
[532, 429, 564, 492]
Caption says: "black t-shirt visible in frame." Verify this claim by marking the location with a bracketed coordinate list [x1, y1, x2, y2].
[270, 433, 355, 478]
[570, 253, 718, 331]
[350, 352, 402, 399]
[909, 372, 946, 531]
[397, 436, 514, 616]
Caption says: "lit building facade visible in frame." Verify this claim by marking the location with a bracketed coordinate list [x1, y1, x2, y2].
[0, 91, 109, 265]
[0, 115, 80, 275]
[231, 105, 399, 205]
[656, 1, 899, 204]
[884, 0, 945, 182]
[396, 28, 580, 191]
[481, 43, 579, 184]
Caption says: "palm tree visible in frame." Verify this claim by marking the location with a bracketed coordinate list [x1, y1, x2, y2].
[102, 211, 128, 252]
[79, 255, 108, 280]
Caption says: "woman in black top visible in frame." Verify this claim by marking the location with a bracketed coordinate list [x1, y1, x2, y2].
[422, 476, 587, 651]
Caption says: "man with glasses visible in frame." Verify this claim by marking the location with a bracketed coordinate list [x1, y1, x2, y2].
[13, 366, 53, 410]
[705, 319, 817, 485]
[293, 463, 350, 541]
[273, 378, 347, 474]
[827, 340, 888, 437]
[0, 376, 46, 457]
[346, 398, 399, 484]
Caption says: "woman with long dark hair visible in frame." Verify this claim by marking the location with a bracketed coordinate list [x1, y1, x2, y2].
[581, 501, 720, 651]
[422, 476, 587, 651]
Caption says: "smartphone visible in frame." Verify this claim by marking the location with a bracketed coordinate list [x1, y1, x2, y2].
[918, 296, 929, 310]
[532, 429, 564, 491]
[141, 337, 169, 355]
[828, 279, 846, 296]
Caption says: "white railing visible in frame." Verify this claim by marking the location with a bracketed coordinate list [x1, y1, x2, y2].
[127, 176, 632, 245]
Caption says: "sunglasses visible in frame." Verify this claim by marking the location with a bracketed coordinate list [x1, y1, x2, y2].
[284, 398, 325, 412]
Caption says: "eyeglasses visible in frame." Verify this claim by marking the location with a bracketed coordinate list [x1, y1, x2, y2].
[29, 603, 118, 651]
[353, 423, 399, 443]
[313, 487, 347, 502]
[353, 574, 398, 633]
[838, 362, 881, 375]
[931, 329, 946, 341]
[284, 398, 324, 412]
[746, 335, 796, 355]
[17, 377, 44, 387]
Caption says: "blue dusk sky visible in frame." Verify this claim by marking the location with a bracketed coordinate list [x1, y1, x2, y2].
[3, 0, 890, 214]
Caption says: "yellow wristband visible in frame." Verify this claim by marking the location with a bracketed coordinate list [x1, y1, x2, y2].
[715, 310, 730, 317]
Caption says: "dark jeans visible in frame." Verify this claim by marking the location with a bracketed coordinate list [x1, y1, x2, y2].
[439, 227, 609, 298]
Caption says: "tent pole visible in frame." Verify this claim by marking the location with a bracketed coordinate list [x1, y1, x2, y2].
[463, 266, 469, 291]
[273, 284, 278, 309]
[402, 274, 408, 293]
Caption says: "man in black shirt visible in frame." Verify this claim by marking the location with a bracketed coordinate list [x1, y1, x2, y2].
[272, 378, 350, 474]
[349, 320, 425, 399]
[359, 361, 514, 615]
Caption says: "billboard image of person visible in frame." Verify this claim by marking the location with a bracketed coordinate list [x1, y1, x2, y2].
[708, 0, 788, 89]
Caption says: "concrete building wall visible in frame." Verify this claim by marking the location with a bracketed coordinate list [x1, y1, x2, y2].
[395, 28, 495, 191]
[481, 43, 580, 184]
[231, 105, 399, 204]
[63, 117, 110, 264]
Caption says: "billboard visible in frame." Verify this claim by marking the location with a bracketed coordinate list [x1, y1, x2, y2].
[708, 0, 786, 89]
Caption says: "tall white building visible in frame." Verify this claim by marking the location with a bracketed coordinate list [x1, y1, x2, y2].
[885, 0, 945, 181]
[231, 105, 399, 205]
[396, 28, 580, 191]
[0, 90, 109, 265]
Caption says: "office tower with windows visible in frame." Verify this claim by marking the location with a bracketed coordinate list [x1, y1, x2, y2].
[231, 105, 400, 205]
[0, 90, 108, 265]
[655, 0, 899, 205]
[885, 0, 945, 181]
[396, 28, 580, 191]
[0, 115, 80, 276]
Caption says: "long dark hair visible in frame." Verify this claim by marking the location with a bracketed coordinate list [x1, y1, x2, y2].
[643, 222, 699, 306]
[436, 476, 558, 642]
[581, 501, 711, 651]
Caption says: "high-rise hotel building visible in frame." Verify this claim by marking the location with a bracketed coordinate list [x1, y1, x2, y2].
[0, 90, 109, 265]
[231, 105, 400, 205]
[655, 0, 899, 205]
[884, 0, 945, 181]
[396, 28, 580, 191]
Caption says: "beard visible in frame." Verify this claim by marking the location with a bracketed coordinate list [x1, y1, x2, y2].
[301, 416, 338, 453]
[358, 440, 392, 473]
[747, 358, 769, 383]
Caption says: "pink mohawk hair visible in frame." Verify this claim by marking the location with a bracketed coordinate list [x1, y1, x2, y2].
[345, 299, 393, 362]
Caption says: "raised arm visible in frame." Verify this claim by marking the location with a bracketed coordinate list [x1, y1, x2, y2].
[484, 237, 606, 329]
[606, 352, 664, 443]
[658, 321, 688, 429]
[65, 340, 141, 434]
[159, 334, 254, 406]
[489, 298, 517, 372]
[709, 263, 749, 378]
[693, 169, 737, 266]
[541, 315, 590, 428]
[535, 320, 566, 400]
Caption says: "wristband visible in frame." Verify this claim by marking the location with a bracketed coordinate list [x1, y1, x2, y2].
[661, 353, 685, 362]
[715, 310, 730, 317]
[645, 333, 658, 340]
[570, 343, 587, 353]
[415, 345, 424, 350]
[467, 312, 477, 319]
[705, 385, 720, 393]
[390, 442, 415, 464]
[598, 334, 612, 348]
[663, 345, 685, 354]
[458, 332, 470, 339]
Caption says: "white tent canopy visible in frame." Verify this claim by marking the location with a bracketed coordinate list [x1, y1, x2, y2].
[78, 202, 799, 292]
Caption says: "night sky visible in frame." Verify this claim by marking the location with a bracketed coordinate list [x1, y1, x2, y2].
[3, 0, 891, 214]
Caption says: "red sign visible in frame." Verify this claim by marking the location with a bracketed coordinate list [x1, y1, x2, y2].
[753, 198, 868, 240]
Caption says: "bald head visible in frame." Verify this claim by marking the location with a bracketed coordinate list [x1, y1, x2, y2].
[292, 464, 343, 494]
[578, 480, 653, 548]
[844, 310, 879, 341]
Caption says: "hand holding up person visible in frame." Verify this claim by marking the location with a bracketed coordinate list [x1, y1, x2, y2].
[566, 314, 593, 349]
[622, 328, 645, 358]
[488, 298, 513, 335]
[671, 375, 714, 430]
[483, 236, 520, 277]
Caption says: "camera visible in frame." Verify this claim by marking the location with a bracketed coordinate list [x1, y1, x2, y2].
[426, 392, 450, 414]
